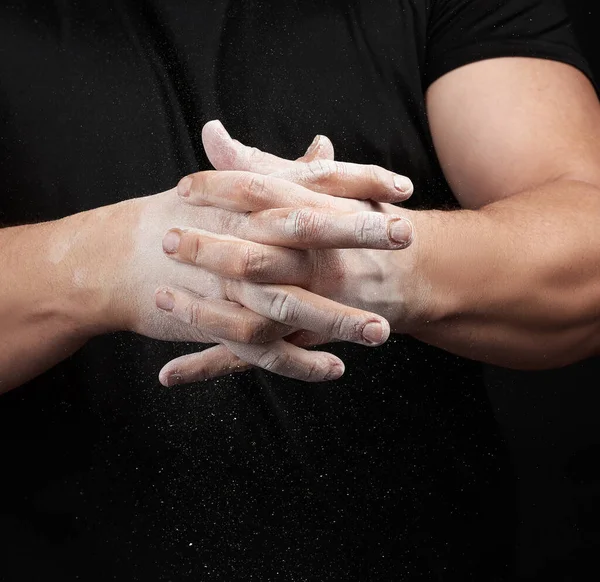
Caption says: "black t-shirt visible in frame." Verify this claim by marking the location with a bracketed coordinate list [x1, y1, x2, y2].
[0, 1, 594, 580]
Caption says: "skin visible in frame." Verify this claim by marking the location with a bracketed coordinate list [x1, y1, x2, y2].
[2, 57, 600, 392]
[0, 137, 414, 393]
[154, 122, 421, 384]
[158, 58, 600, 383]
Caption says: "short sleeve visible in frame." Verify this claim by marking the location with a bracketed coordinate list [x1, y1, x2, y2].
[424, 0, 598, 94]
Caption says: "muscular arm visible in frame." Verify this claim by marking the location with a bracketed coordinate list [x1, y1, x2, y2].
[164, 76, 600, 380]
[398, 57, 600, 369]
[405, 179, 600, 369]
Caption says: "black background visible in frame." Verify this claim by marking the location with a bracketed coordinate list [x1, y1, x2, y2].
[486, 2, 600, 579]
[0, 2, 598, 580]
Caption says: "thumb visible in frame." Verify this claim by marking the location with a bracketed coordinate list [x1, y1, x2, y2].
[202, 119, 299, 173]
[296, 135, 335, 163]
[202, 120, 334, 174]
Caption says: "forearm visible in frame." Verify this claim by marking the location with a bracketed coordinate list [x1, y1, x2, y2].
[400, 178, 600, 369]
[0, 208, 119, 394]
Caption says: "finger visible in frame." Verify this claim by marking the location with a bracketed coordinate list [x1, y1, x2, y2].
[271, 159, 413, 203]
[201, 121, 412, 204]
[159, 328, 342, 386]
[175, 210, 414, 252]
[223, 337, 345, 382]
[160, 338, 344, 384]
[225, 280, 391, 348]
[162, 228, 311, 285]
[158, 345, 251, 387]
[238, 208, 414, 250]
[167, 204, 413, 252]
[202, 120, 300, 173]
[155, 287, 293, 344]
[159, 329, 341, 386]
[177, 170, 362, 213]
[296, 135, 335, 163]
[284, 329, 337, 348]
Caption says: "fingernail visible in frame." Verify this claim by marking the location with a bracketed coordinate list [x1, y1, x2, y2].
[166, 373, 184, 387]
[156, 290, 175, 312]
[393, 175, 413, 194]
[213, 120, 231, 138]
[362, 322, 385, 345]
[388, 218, 413, 247]
[306, 135, 322, 156]
[177, 176, 193, 197]
[163, 230, 181, 254]
[323, 362, 345, 381]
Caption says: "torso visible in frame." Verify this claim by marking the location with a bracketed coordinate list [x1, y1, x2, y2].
[0, 2, 513, 580]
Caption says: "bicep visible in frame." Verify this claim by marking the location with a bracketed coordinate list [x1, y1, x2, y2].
[425, 57, 600, 209]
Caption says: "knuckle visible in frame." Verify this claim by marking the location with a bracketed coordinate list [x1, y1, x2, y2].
[256, 350, 290, 373]
[303, 359, 324, 382]
[309, 159, 335, 181]
[366, 164, 383, 184]
[353, 211, 379, 245]
[190, 235, 203, 264]
[231, 175, 256, 207]
[190, 172, 209, 202]
[327, 311, 346, 338]
[326, 311, 360, 340]
[333, 161, 348, 178]
[185, 300, 205, 328]
[236, 245, 265, 280]
[268, 290, 300, 324]
[246, 174, 268, 201]
[287, 209, 324, 242]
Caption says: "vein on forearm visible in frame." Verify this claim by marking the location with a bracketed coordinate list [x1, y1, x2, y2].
[399, 178, 600, 369]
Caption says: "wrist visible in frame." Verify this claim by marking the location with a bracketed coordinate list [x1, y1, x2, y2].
[388, 207, 466, 335]
[53, 200, 136, 337]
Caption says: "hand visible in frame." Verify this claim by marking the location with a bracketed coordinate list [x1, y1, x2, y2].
[201, 120, 414, 211]
[81, 134, 413, 384]
[157, 121, 417, 385]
